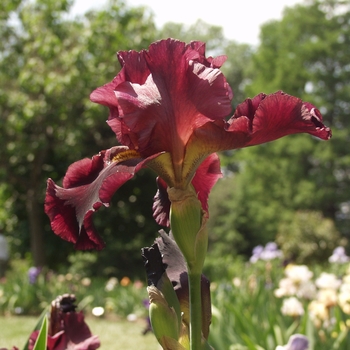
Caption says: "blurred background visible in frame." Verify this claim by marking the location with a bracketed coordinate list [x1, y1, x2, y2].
[0, 0, 349, 281]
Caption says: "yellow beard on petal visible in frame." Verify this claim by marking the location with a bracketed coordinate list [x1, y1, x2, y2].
[111, 150, 141, 163]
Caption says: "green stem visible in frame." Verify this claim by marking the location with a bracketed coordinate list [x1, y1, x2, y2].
[188, 268, 202, 350]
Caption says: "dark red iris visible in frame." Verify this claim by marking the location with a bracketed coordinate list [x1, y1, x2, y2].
[45, 39, 331, 250]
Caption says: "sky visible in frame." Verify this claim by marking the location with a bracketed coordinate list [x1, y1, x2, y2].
[71, 0, 304, 46]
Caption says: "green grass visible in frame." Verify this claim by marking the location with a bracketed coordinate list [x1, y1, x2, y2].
[0, 316, 159, 349]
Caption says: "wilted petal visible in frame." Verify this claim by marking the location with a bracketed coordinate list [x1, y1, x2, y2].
[154, 231, 212, 339]
[45, 147, 156, 250]
[153, 177, 171, 227]
[142, 230, 211, 339]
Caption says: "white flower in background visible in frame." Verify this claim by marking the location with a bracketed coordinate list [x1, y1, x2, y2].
[276, 334, 309, 350]
[275, 278, 298, 298]
[338, 277, 350, 314]
[232, 277, 242, 288]
[285, 265, 313, 284]
[127, 313, 138, 322]
[281, 297, 305, 317]
[343, 274, 350, 285]
[295, 280, 317, 300]
[81, 277, 91, 287]
[92, 306, 105, 317]
[317, 289, 338, 308]
[308, 300, 329, 327]
[275, 265, 315, 299]
[329, 246, 350, 263]
[105, 276, 118, 291]
[315, 272, 341, 290]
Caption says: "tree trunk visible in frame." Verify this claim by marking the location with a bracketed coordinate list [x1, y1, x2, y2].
[26, 187, 46, 267]
[26, 142, 49, 267]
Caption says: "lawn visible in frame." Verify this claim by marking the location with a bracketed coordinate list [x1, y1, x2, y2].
[0, 315, 159, 349]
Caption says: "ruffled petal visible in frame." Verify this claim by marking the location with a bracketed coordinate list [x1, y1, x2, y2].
[45, 147, 156, 250]
[231, 91, 332, 145]
[90, 39, 233, 165]
[188, 91, 331, 162]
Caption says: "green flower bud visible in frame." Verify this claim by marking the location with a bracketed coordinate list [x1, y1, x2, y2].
[148, 286, 180, 347]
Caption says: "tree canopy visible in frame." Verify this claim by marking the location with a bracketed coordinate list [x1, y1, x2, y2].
[0, 0, 158, 273]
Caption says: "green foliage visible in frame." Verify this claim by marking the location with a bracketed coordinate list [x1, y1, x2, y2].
[0, 259, 148, 318]
[1, 315, 158, 350]
[208, 133, 335, 258]
[2, 256, 350, 350]
[159, 19, 226, 54]
[207, 0, 350, 263]
[276, 210, 344, 264]
[32, 315, 48, 350]
[0, 0, 158, 269]
[208, 259, 350, 350]
[245, 0, 350, 232]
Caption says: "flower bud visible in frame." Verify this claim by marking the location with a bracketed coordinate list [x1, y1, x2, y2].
[148, 286, 180, 347]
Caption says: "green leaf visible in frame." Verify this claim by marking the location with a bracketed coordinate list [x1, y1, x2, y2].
[330, 328, 349, 350]
[241, 334, 265, 350]
[32, 315, 48, 350]
[22, 307, 49, 350]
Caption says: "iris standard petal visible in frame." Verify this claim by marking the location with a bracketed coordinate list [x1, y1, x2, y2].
[90, 39, 232, 177]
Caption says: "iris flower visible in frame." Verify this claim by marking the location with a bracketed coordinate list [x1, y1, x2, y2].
[29, 294, 100, 350]
[45, 38, 331, 250]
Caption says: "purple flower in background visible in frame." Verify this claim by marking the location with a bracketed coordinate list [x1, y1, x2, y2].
[250, 242, 283, 263]
[329, 247, 350, 263]
[262, 242, 283, 260]
[142, 299, 150, 309]
[142, 299, 152, 335]
[276, 334, 309, 350]
[28, 266, 42, 284]
[250, 245, 264, 263]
